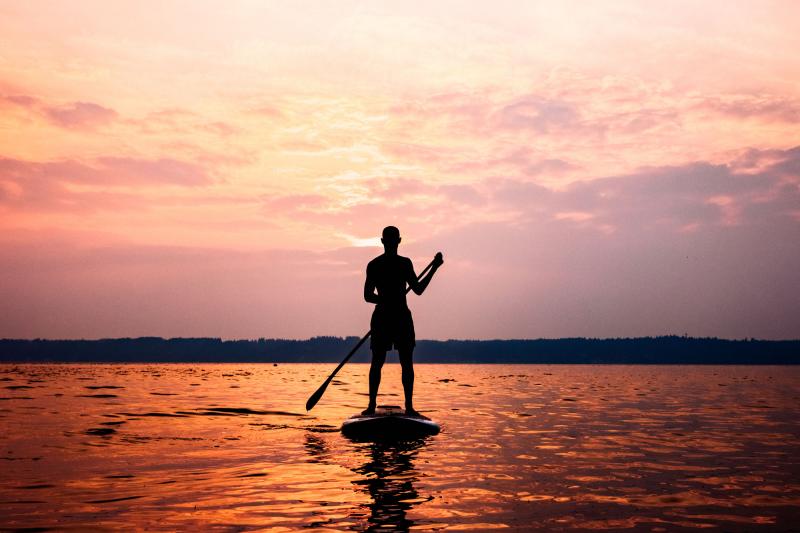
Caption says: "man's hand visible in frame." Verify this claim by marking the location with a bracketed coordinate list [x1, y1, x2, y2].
[433, 252, 444, 268]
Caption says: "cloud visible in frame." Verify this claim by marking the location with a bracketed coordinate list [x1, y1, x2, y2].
[488, 177, 552, 210]
[380, 84, 800, 191]
[388, 90, 491, 133]
[93, 157, 213, 186]
[380, 142, 455, 165]
[1, 94, 40, 108]
[698, 95, 800, 123]
[767, 146, 800, 179]
[437, 184, 485, 206]
[2, 94, 119, 129]
[260, 146, 800, 244]
[403, 149, 800, 339]
[0, 156, 213, 212]
[515, 157, 577, 177]
[250, 105, 283, 118]
[2, 147, 798, 339]
[1, 156, 212, 187]
[203, 121, 238, 136]
[493, 97, 579, 133]
[498, 149, 800, 232]
[387, 90, 587, 137]
[385, 86, 658, 142]
[264, 177, 486, 220]
[365, 177, 428, 200]
[137, 108, 240, 138]
[43, 101, 118, 129]
[2, 93, 236, 137]
[447, 148, 579, 179]
[263, 193, 328, 213]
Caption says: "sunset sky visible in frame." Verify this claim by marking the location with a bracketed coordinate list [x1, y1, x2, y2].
[1, 1, 799, 340]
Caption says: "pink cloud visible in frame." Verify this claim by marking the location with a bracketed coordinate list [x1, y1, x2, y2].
[251, 105, 283, 118]
[262, 147, 800, 242]
[365, 177, 428, 199]
[364, 178, 485, 206]
[0, 156, 211, 186]
[436, 184, 485, 206]
[203, 121, 238, 136]
[698, 95, 800, 123]
[497, 147, 800, 233]
[389, 91, 490, 131]
[0, 155, 213, 212]
[1, 94, 40, 108]
[380, 142, 454, 164]
[43, 101, 118, 128]
[134, 108, 239, 138]
[263, 193, 329, 213]
[448, 148, 579, 179]
[493, 97, 579, 133]
[1, 94, 118, 129]
[93, 157, 212, 186]
[488, 177, 551, 207]
[1, 147, 798, 339]
[386, 90, 597, 141]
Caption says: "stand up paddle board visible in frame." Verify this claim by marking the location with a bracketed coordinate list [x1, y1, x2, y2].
[341, 405, 440, 440]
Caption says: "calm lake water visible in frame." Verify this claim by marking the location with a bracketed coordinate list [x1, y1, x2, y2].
[1, 363, 799, 531]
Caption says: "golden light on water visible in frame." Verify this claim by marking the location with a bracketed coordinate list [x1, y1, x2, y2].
[1, 363, 799, 530]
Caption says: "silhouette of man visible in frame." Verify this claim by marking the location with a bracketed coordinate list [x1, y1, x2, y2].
[363, 226, 443, 416]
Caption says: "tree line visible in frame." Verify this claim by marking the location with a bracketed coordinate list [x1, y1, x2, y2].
[0, 336, 797, 363]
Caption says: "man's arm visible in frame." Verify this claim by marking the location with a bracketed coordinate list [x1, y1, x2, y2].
[364, 264, 381, 304]
[407, 253, 443, 295]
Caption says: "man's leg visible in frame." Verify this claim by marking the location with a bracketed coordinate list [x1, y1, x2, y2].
[364, 349, 386, 415]
[398, 347, 417, 414]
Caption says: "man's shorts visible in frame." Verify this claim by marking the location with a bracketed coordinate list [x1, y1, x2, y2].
[370, 306, 415, 352]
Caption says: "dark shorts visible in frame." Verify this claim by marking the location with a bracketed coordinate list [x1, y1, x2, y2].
[370, 306, 415, 352]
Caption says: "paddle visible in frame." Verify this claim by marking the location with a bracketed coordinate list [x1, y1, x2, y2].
[305, 255, 440, 411]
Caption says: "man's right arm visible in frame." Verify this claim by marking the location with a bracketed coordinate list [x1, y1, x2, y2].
[364, 264, 380, 304]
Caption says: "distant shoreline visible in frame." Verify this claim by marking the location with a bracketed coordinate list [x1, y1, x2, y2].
[1, 336, 798, 364]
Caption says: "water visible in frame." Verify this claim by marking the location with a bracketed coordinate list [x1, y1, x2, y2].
[1, 363, 799, 531]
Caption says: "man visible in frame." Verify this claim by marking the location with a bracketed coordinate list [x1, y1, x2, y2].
[362, 226, 443, 416]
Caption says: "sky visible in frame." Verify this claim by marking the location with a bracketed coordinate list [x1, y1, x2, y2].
[1, 1, 799, 340]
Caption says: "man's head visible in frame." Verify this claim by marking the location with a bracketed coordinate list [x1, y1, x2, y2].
[381, 226, 401, 251]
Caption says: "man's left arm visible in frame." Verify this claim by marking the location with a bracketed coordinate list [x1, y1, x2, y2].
[407, 253, 443, 295]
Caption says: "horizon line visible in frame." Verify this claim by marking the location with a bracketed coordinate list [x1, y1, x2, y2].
[3, 335, 799, 342]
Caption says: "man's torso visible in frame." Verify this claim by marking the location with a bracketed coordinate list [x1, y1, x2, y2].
[367, 254, 413, 310]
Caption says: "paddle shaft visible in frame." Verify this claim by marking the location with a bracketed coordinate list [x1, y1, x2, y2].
[305, 257, 438, 411]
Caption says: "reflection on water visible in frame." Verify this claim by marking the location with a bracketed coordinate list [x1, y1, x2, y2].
[351, 438, 428, 531]
[1, 363, 799, 531]
[305, 430, 429, 531]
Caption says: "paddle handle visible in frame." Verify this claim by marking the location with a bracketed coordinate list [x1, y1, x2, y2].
[305, 256, 439, 411]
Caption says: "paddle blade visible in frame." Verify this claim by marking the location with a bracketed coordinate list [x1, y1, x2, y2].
[306, 380, 328, 411]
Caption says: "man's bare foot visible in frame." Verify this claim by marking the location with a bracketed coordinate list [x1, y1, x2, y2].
[405, 407, 421, 417]
[361, 405, 376, 416]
